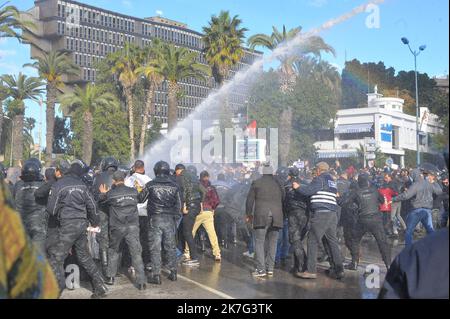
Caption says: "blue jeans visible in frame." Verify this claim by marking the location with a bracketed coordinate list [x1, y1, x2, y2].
[405, 208, 434, 247]
[275, 218, 290, 262]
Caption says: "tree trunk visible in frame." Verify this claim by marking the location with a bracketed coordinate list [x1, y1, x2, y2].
[125, 86, 136, 161]
[45, 84, 57, 166]
[82, 111, 94, 166]
[139, 82, 155, 157]
[279, 106, 292, 166]
[12, 113, 24, 167]
[0, 106, 4, 144]
[167, 81, 178, 131]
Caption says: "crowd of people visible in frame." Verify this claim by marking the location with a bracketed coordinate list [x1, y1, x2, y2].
[0, 156, 448, 298]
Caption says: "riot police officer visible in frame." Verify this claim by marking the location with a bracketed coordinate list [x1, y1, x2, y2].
[47, 162, 107, 298]
[13, 160, 47, 254]
[92, 156, 119, 274]
[139, 161, 182, 284]
[98, 171, 146, 290]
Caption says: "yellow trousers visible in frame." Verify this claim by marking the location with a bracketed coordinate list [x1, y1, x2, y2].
[184, 210, 221, 257]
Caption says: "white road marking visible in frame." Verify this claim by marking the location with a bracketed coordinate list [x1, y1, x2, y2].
[176, 273, 235, 299]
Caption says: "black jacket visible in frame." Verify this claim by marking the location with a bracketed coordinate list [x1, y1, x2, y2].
[345, 185, 384, 218]
[176, 171, 205, 209]
[47, 174, 98, 225]
[246, 175, 285, 228]
[283, 179, 308, 214]
[224, 182, 251, 216]
[14, 180, 46, 220]
[379, 228, 449, 299]
[34, 179, 56, 206]
[92, 170, 115, 213]
[295, 173, 338, 213]
[98, 184, 139, 226]
[139, 175, 182, 217]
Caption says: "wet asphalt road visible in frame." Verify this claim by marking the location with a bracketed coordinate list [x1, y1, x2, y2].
[61, 235, 406, 299]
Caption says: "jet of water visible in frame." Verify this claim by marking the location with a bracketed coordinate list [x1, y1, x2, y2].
[141, 0, 386, 173]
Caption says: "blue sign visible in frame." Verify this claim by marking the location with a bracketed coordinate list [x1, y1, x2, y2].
[380, 123, 393, 142]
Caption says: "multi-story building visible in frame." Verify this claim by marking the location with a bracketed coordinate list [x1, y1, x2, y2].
[22, 0, 262, 123]
[314, 86, 445, 167]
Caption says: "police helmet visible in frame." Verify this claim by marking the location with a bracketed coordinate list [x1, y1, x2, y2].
[154, 161, 171, 176]
[102, 157, 119, 171]
[21, 161, 41, 180]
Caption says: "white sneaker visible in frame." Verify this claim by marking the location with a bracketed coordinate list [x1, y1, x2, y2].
[243, 251, 254, 258]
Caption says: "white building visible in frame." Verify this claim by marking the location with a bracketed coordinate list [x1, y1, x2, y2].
[314, 86, 445, 167]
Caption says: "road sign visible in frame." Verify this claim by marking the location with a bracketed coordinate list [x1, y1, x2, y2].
[368, 160, 375, 168]
[366, 153, 376, 160]
[235, 139, 266, 162]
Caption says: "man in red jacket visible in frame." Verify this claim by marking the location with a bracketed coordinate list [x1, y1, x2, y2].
[184, 170, 222, 262]
[378, 173, 398, 236]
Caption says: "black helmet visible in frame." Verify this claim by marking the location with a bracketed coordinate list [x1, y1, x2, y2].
[53, 159, 71, 175]
[154, 161, 170, 176]
[26, 157, 42, 171]
[102, 157, 119, 171]
[21, 161, 41, 180]
[71, 159, 90, 174]
[288, 167, 299, 177]
[186, 165, 197, 177]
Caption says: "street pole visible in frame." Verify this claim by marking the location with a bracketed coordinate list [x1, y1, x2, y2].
[414, 54, 420, 167]
[401, 37, 426, 168]
[38, 98, 43, 162]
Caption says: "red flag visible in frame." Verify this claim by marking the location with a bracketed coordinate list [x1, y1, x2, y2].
[248, 120, 257, 137]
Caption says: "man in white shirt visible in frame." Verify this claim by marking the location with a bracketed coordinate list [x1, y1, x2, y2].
[125, 160, 152, 271]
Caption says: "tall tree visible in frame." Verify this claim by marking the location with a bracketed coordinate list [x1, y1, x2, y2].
[202, 11, 247, 125]
[0, 4, 34, 40]
[136, 39, 164, 157]
[159, 44, 210, 130]
[0, 73, 43, 166]
[52, 116, 72, 154]
[248, 25, 335, 165]
[24, 50, 79, 165]
[60, 83, 119, 165]
[0, 80, 7, 144]
[108, 43, 142, 161]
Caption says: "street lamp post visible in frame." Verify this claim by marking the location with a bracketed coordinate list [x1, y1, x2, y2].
[24, 94, 44, 162]
[401, 37, 426, 167]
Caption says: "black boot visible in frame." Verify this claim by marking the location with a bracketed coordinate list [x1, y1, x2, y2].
[148, 274, 162, 285]
[91, 278, 108, 299]
[344, 261, 358, 271]
[104, 276, 115, 285]
[168, 271, 177, 281]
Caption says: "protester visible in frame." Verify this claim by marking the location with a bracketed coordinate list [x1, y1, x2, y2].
[246, 163, 285, 278]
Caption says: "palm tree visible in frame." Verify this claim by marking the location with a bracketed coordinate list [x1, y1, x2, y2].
[248, 25, 335, 92]
[59, 83, 118, 165]
[0, 4, 34, 40]
[0, 80, 8, 143]
[248, 25, 335, 165]
[1, 73, 43, 166]
[159, 44, 210, 131]
[108, 43, 142, 161]
[25, 50, 79, 165]
[294, 57, 341, 100]
[202, 11, 247, 127]
[136, 40, 164, 157]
